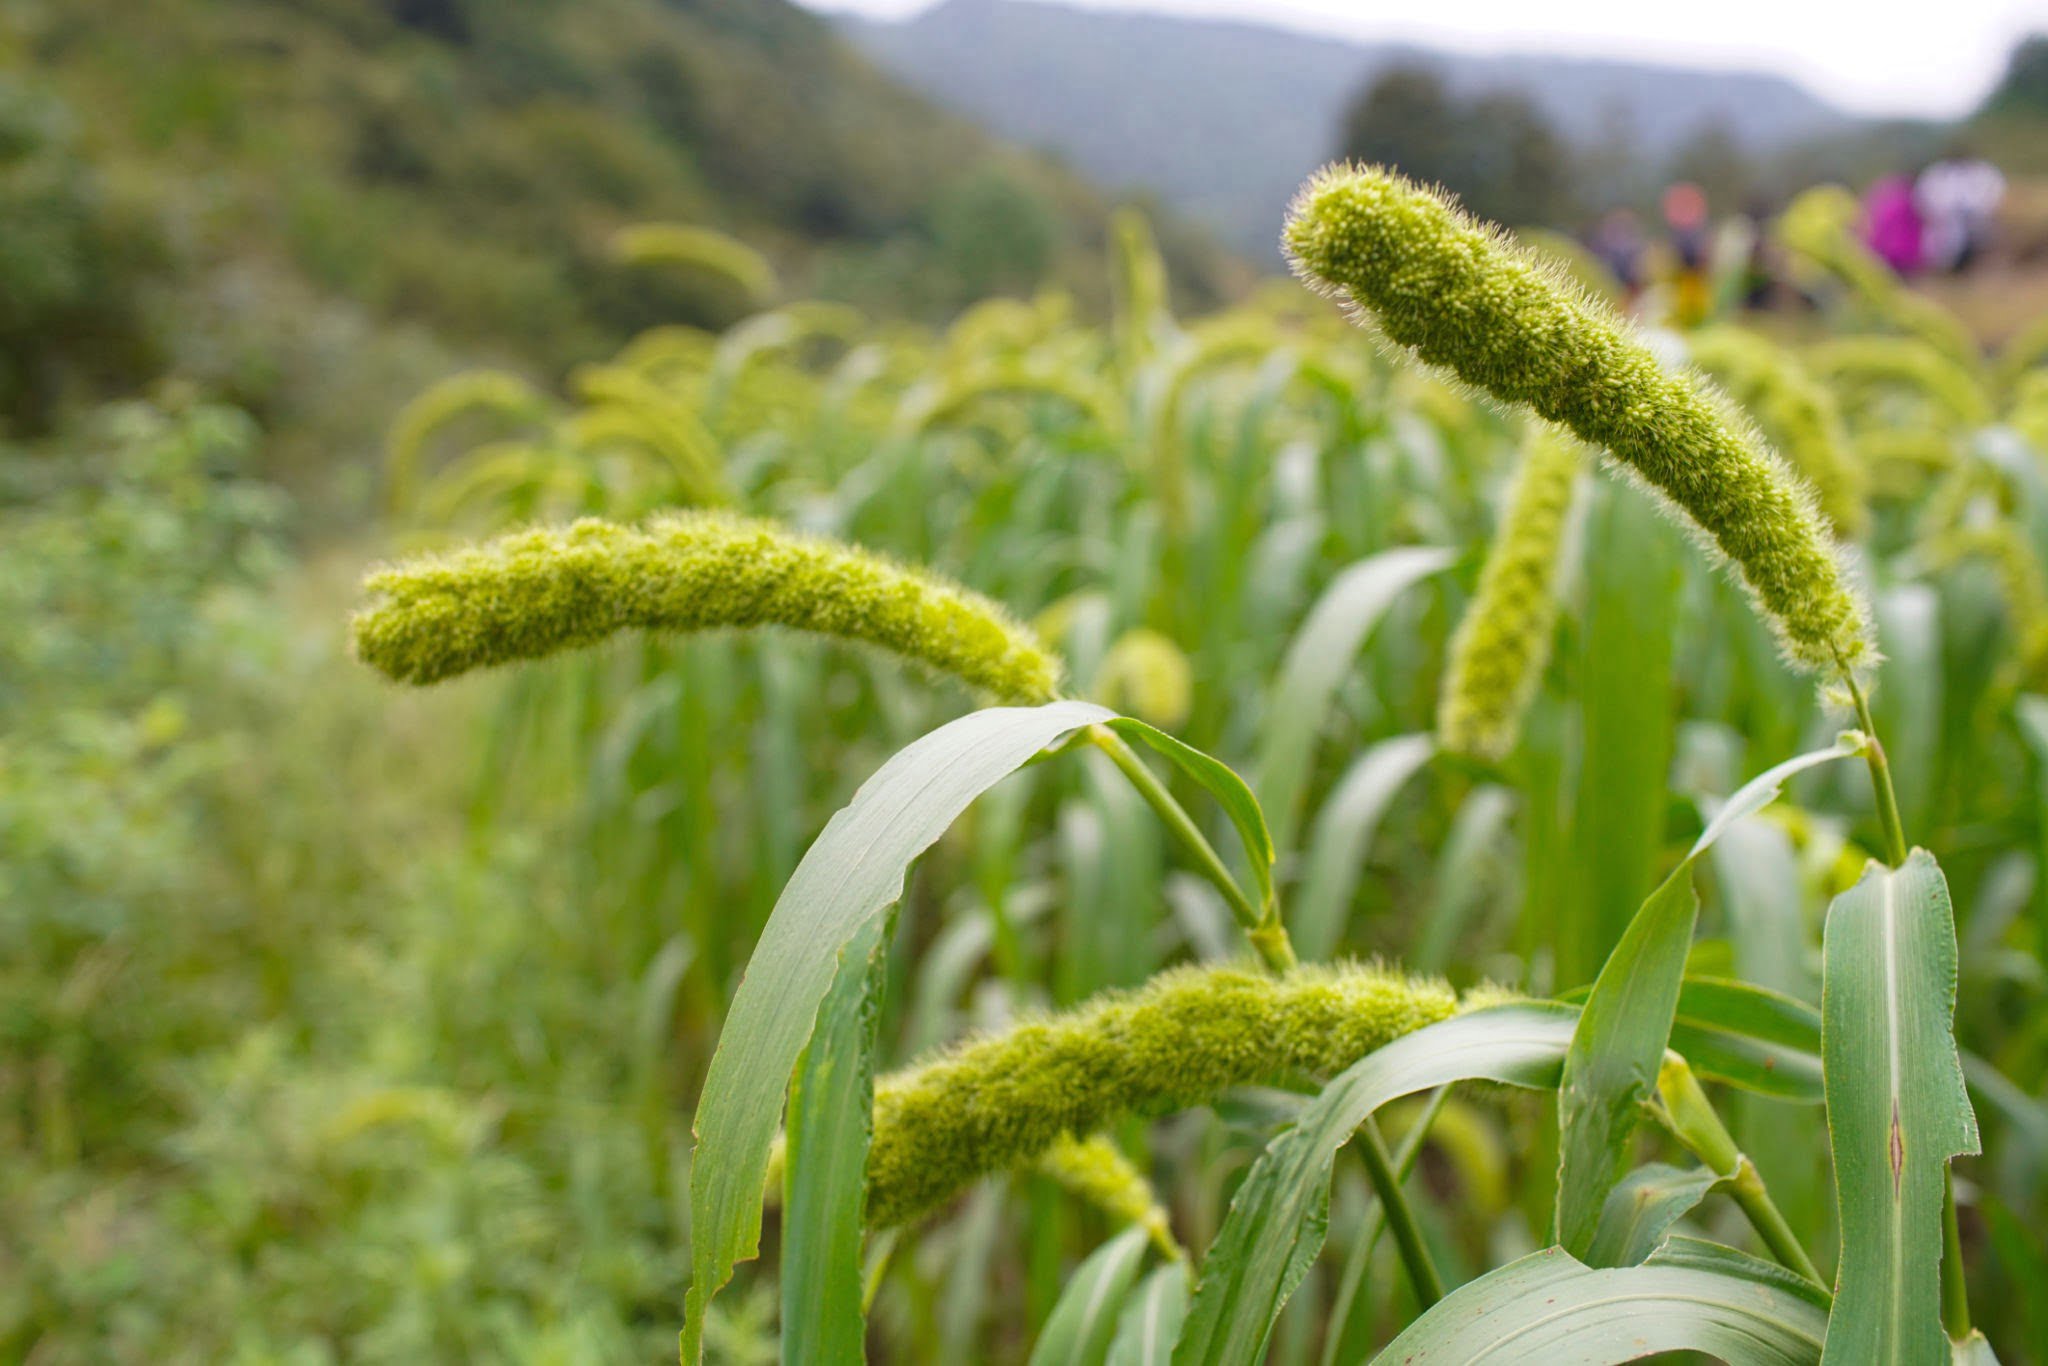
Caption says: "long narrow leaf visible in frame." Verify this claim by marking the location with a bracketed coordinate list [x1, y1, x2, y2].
[1029, 1226, 1152, 1366]
[1108, 1263, 1190, 1366]
[1670, 977, 1824, 1103]
[1172, 1004, 1578, 1365]
[780, 911, 891, 1364]
[1254, 547, 1452, 853]
[1820, 850, 1980, 1364]
[683, 701, 1113, 1361]
[1292, 733, 1435, 961]
[1106, 716, 1276, 918]
[1556, 738, 1860, 1259]
[1375, 1238, 1829, 1363]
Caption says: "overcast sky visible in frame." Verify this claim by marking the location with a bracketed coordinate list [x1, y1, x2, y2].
[799, 0, 2047, 118]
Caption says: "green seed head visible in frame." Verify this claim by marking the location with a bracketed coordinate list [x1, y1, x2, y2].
[1806, 336, 1991, 432]
[863, 960, 1461, 1229]
[1034, 1135, 1183, 1259]
[1285, 164, 1872, 674]
[1687, 327, 1867, 539]
[351, 511, 1063, 703]
[1776, 186, 1979, 367]
[385, 370, 549, 516]
[1437, 426, 1583, 763]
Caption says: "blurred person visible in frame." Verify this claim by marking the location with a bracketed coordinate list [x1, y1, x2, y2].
[1863, 173, 1925, 276]
[1917, 148, 2005, 273]
[1661, 181, 1711, 326]
[1733, 198, 1783, 310]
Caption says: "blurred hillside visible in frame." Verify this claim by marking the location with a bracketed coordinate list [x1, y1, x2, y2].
[0, 0, 1232, 472]
[841, 0, 1858, 256]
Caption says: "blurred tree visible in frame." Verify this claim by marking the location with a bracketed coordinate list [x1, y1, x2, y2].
[1338, 66, 1463, 194]
[929, 166, 1059, 303]
[1337, 65, 1577, 227]
[0, 78, 159, 435]
[1666, 121, 1754, 210]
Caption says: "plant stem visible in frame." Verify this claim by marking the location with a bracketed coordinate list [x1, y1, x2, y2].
[1838, 662, 1974, 1337]
[1356, 1115, 1444, 1310]
[1322, 1089, 1450, 1366]
[1090, 727, 1296, 971]
[1726, 1158, 1829, 1292]
[1942, 1176, 1972, 1340]
[1656, 1053, 1828, 1293]
[1840, 664, 1908, 868]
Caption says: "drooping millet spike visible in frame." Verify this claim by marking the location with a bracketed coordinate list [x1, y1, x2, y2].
[862, 960, 1462, 1229]
[1437, 426, 1583, 763]
[1285, 164, 1872, 674]
[351, 511, 1063, 703]
[1686, 326, 1868, 539]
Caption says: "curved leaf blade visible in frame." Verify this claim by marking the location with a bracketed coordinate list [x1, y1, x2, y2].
[1557, 738, 1860, 1259]
[1671, 976, 1823, 1103]
[683, 701, 1113, 1361]
[1106, 716, 1276, 918]
[1108, 1262, 1190, 1366]
[1292, 733, 1435, 961]
[1029, 1226, 1152, 1366]
[780, 911, 891, 1364]
[1254, 546, 1452, 852]
[1172, 1004, 1577, 1365]
[1374, 1238, 1829, 1364]
[1555, 858, 1699, 1260]
[1585, 1162, 1724, 1268]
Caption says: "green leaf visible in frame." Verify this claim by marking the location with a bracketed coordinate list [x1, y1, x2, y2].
[1820, 850, 1980, 1364]
[1292, 733, 1435, 961]
[1707, 813, 1812, 1002]
[1254, 547, 1452, 853]
[1028, 1226, 1151, 1366]
[1107, 1262, 1190, 1366]
[683, 700, 1113, 1362]
[1585, 1162, 1724, 1268]
[1374, 1238, 1829, 1364]
[1559, 975, 1824, 1102]
[1671, 976, 1823, 1103]
[1555, 858, 1698, 1260]
[1557, 738, 1860, 1260]
[1566, 482, 1679, 986]
[780, 910, 891, 1365]
[1172, 1004, 1577, 1365]
[1414, 783, 1515, 972]
[1106, 716, 1276, 918]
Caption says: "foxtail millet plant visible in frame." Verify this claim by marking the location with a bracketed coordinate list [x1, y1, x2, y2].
[1283, 164, 1871, 674]
[1806, 335, 1992, 432]
[612, 221, 779, 308]
[1686, 326, 1867, 538]
[860, 961, 1460, 1228]
[1436, 425, 1582, 763]
[352, 511, 1063, 701]
[386, 369, 551, 516]
[338, 176, 2026, 1360]
[1032, 1134, 1184, 1259]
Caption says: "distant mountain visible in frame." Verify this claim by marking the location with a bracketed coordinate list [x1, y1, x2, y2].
[840, 0, 1858, 256]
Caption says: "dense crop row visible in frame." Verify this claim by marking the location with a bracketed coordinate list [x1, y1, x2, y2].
[8, 174, 2047, 1360]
